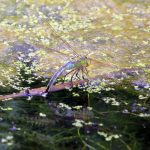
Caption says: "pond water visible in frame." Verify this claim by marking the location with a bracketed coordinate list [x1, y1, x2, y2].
[0, 0, 150, 150]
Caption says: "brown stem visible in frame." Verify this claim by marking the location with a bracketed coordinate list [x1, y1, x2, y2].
[0, 79, 86, 101]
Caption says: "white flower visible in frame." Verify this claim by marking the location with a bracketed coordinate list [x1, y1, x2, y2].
[6, 135, 13, 140]
[105, 136, 112, 141]
[72, 119, 84, 127]
[0, 106, 13, 111]
[98, 131, 121, 141]
[58, 103, 72, 110]
[7, 142, 13, 146]
[134, 85, 140, 90]
[99, 123, 103, 126]
[73, 106, 82, 110]
[113, 135, 120, 139]
[39, 113, 46, 117]
[97, 131, 107, 137]
[27, 96, 32, 101]
[1, 138, 7, 143]
[139, 113, 150, 117]
[87, 107, 93, 110]
[138, 95, 148, 99]
[72, 92, 80, 97]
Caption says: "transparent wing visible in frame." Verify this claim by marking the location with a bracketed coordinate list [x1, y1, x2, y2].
[40, 19, 80, 58]
[32, 19, 118, 77]
[40, 19, 117, 67]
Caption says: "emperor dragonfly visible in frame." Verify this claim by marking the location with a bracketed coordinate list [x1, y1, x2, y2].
[35, 19, 116, 94]
[45, 56, 90, 93]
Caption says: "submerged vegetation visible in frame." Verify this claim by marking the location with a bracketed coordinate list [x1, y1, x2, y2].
[0, 0, 150, 150]
[1, 72, 150, 149]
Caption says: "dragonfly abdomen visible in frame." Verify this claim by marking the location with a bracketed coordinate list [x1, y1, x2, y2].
[45, 61, 76, 93]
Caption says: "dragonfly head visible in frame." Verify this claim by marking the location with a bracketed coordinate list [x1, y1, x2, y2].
[80, 55, 91, 67]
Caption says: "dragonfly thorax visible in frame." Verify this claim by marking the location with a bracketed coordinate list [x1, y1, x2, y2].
[75, 56, 90, 68]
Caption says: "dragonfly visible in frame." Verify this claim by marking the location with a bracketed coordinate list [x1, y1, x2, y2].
[34, 20, 117, 94]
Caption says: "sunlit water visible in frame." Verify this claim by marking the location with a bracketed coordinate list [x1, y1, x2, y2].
[0, 0, 149, 79]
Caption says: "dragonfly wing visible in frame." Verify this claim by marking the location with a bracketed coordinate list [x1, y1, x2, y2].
[89, 58, 118, 69]
[40, 19, 80, 58]
[32, 42, 69, 57]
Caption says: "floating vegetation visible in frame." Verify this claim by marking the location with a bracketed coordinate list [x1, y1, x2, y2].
[0, 0, 150, 150]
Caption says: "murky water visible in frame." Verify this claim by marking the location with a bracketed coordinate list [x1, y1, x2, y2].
[0, 0, 150, 79]
[0, 0, 150, 150]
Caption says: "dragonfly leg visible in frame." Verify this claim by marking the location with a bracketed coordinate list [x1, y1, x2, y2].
[81, 67, 89, 80]
[63, 69, 76, 82]
[75, 70, 81, 80]
[81, 67, 86, 80]
[84, 66, 89, 75]
[70, 69, 79, 87]
[84, 67, 90, 80]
